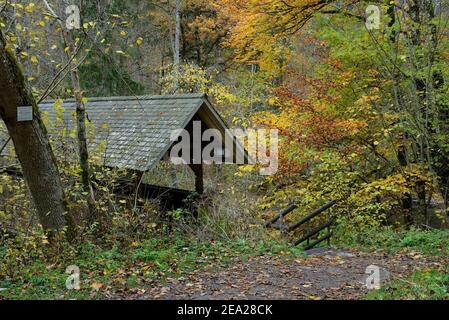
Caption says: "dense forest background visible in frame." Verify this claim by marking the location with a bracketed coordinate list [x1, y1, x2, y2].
[0, 0, 448, 300]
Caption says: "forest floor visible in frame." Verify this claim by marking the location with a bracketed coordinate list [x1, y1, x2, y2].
[113, 248, 448, 300]
[2, 228, 448, 300]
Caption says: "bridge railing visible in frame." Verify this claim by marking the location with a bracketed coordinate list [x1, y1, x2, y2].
[265, 200, 337, 250]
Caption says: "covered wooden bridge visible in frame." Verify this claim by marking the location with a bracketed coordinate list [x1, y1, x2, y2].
[0, 93, 248, 204]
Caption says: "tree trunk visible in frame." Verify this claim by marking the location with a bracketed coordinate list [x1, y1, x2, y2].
[174, 0, 181, 67]
[171, 0, 181, 93]
[169, 0, 182, 186]
[0, 32, 70, 234]
[386, 0, 414, 227]
[397, 144, 414, 227]
[62, 30, 96, 223]
[43, 0, 96, 223]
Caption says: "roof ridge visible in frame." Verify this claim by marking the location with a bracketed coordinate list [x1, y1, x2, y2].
[40, 93, 206, 104]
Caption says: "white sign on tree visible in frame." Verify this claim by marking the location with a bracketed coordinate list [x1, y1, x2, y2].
[17, 106, 33, 122]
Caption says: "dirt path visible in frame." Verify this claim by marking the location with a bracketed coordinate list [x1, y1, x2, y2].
[115, 248, 446, 300]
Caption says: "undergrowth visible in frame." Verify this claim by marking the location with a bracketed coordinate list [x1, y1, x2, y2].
[334, 222, 449, 256]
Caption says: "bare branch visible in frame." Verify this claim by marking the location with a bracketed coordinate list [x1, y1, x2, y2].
[0, 0, 9, 14]
[41, 0, 62, 20]
[37, 35, 87, 103]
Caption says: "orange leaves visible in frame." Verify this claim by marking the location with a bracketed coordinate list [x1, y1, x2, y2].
[217, 0, 295, 77]
[298, 114, 356, 147]
[258, 67, 366, 150]
[218, 0, 348, 77]
[251, 60, 370, 177]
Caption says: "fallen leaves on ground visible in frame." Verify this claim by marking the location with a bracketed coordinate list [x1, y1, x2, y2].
[111, 248, 448, 300]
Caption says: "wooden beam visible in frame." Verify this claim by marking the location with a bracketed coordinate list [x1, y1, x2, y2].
[265, 203, 298, 227]
[293, 220, 333, 246]
[189, 163, 204, 194]
[288, 200, 337, 232]
[303, 232, 333, 251]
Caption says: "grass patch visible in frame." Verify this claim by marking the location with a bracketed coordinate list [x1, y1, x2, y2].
[335, 226, 449, 256]
[366, 268, 449, 300]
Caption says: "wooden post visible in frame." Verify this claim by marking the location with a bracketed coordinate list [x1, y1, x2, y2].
[306, 220, 310, 247]
[189, 164, 204, 194]
[327, 208, 331, 247]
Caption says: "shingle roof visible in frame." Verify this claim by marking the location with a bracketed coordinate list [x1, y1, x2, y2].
[1, 93, 249, 171]
[0, 94, 212, 171]
[42, 93, 209, 171]
[0, 129, 10, 157]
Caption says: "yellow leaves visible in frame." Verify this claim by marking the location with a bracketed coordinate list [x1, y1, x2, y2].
[30, 55, 38, 64]
[355, 94, 380, 110]
[131, 241, 140, 248]
[11, 3, 24, 10]
[235, 165, 257, 177]
[241, 165, 256, 173]
[115, 50, 127, 56]
[53, 99, 64, 111]
[219, 0, 297, 77]
[356, 174, 409, 206]
[69, 128, 76, 139]
[267, 96, 279, 107]
[41, 236, 49, 245]
[119, 30, 127, 37]
[149, 223, 157, 229]
[335, 71, 355, 87]
[136, 37, 143, 46]
[90, 282, 103, 291]
[25, 3, 35, 13]
[82, 21, 97, 30]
